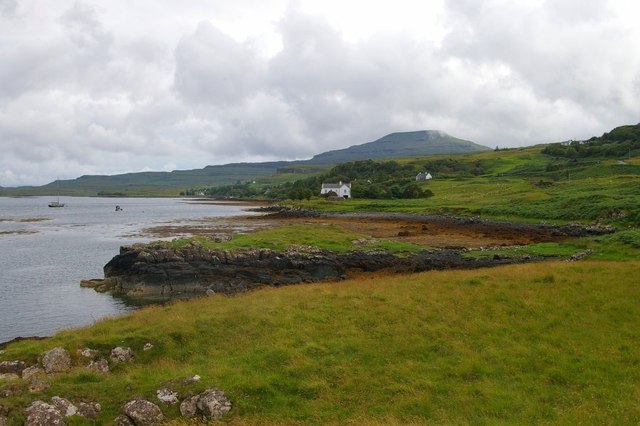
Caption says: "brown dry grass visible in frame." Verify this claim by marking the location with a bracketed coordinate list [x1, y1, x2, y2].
[246, 216, 545, 249]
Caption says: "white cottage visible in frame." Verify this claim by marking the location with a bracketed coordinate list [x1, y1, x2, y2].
[415, 172, 433, 181]
[320, 181, 351, 198]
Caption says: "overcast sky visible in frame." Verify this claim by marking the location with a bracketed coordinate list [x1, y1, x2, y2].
[1, 0, 639, 186]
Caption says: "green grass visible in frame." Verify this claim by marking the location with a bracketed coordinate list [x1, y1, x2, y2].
[172, 224, 424, 254]
[2, 260, 640, 424]
[463, 234, 640, 261]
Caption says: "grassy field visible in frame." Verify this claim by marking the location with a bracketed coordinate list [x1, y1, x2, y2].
[2, 261, 640, 424]
[294, 147, 640, 226]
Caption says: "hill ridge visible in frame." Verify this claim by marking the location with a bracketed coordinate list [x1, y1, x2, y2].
[0, 129, 488, 195]
[307, 130, 487, 164]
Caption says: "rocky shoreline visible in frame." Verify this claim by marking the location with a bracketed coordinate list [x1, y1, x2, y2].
[81, 207, 615, 298]
[82, 242, 543, 297]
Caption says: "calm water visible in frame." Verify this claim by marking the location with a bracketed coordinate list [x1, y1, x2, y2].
[0, 197, 254, 343]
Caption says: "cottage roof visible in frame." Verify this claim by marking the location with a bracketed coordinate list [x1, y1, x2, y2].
[322, 182, 351, 189]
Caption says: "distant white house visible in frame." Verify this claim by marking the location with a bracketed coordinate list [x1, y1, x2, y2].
[321, 181, 352, 198]
[415, 172, 433, 181]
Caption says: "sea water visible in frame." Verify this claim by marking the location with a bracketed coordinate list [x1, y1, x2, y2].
[0, 197, 253, 343]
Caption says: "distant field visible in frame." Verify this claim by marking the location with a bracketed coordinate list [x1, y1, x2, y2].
[295, 147, 640, 226]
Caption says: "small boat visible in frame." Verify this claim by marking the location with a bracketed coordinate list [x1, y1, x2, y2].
[49, 192, 65, 208]
[48, 179, 66, 207]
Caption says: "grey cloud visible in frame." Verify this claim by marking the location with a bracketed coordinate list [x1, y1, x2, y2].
[545, 0, 613, 23]
[442, 0, 640, 115]
[174, 21, 265, 105]
[0, 45, 58, 98]
[0, 0, 17, 16]
[2, 1, 640, 186]
[59, 2, 113, 51]
[214, 93, 313, 159]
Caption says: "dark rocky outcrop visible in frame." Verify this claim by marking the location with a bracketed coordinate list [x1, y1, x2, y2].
[99, 242, 350, 296]
[91, 240, 540, 298]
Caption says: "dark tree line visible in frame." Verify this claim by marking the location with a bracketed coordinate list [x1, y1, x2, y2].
[422, 159, 485, 176]
[182, 159, 438, 201]
[286, 159, 434, 200]
[543, 123, 640, 159]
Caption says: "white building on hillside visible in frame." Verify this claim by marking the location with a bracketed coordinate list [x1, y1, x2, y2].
[415, 172, 433, 181]
[321, 181, 351, 198]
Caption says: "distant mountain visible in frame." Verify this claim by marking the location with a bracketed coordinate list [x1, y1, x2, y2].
[1, 130, 488, 196]
[35, 162, 291, 196]
[307, 130, 489, 164]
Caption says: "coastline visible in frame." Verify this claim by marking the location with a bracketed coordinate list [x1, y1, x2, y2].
[85, 206, 612, 299]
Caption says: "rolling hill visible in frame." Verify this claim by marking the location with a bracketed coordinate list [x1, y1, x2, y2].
[0, 130, 488, 196]
[307, 130, 488, 164]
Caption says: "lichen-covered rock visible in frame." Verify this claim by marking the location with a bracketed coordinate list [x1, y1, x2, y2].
[77, 348, 99, 359]
[0, 415, 7, 426]
[196, 389, 232, 420]
[22, 366, 45, 381]
[143, 343, 153, 351]
[156, 388, 178, 405]
[42, 347, 72, 374]
[51, 396, 77, 417]
[25, 401, 65, 426]
[0, 360, 26, 375]
[110, 347, 135, 363]
[181, 374, 201, 385]
[123, 399, 164, 425]
[114, 414, 134, 425]
[179, 395, 198, 418]
[88, 358, 110, 373]
[77, 401, 101, 420]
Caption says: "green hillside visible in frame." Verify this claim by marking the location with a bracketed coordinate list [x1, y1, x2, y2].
[292, 146, 640, 227]
[543, 123, 640, 158]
